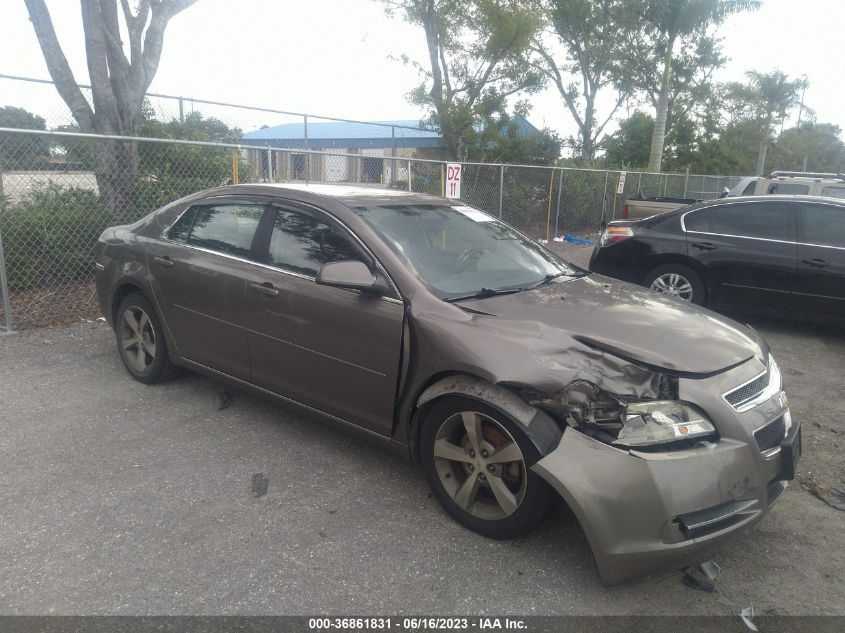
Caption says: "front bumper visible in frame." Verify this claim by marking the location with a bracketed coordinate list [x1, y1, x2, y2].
[531, 361, 801, 586]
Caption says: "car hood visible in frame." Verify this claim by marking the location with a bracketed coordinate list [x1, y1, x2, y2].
[467, 274, 762, 376]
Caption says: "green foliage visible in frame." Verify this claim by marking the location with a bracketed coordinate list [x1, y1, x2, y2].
[603, 112, 654, 169]
[533, 0, 637, 165]
[631, 0, 760, 170]
[463, 104, 562, 165]
[768, 123, 845, 174]
[388, 0, 543, 159]
[0, 185, 111, 290]
[0, 106, 50, 169]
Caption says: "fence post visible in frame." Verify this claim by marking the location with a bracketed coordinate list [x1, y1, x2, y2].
[390, 126, 396, 187]
[0, 228, 15, 335]
[266, 145, 272, 182]
[178, 96, 185, 124]
[407, 158, 412, 191]
[231, 148, 239, 184]
[554, 168, 564, 238]
[303, 114, 310, 184]
[440, 163, 445, 197]
[683, 166, 689, 198]
[545, 169, 555, 241]
[600, 170, 609, 225]
[498, 164, 504, 219]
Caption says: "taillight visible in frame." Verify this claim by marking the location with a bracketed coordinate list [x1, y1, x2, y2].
[621, 205, 629, 219]
[600, 226, 634, 246]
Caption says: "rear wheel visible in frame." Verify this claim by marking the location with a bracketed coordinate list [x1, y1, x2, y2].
[420, 396, 553, 539]
[644, 263, 706, 305]
[115, 293, 178, 384]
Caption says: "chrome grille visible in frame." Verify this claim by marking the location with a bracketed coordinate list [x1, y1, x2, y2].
[754, 416, 786, 453]
[725, 370, 769, 407]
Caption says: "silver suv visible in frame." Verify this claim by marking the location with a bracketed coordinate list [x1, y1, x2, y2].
[728, 171, 845, 198]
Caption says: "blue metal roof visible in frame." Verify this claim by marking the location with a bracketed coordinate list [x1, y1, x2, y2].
[241, 117, 542, 150]
[242, 119, 442, 150]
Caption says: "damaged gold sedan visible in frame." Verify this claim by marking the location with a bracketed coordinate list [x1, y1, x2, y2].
[95, 184, 801, 586]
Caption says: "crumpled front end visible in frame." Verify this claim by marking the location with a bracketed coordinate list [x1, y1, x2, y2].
[530, 358, 801, 586]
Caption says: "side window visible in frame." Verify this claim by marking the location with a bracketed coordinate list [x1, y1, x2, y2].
[801, 204, 845, 248]
[708, 203, 792, 241]
[821, 186, 845, 199]
[766, 182, 809, 195]
[741, 180, 757, 196]
[684, 210, 710, 232]
[167, 207, 197, 242]
[187, 204, 264, 257]
[267, 208, 364, 276]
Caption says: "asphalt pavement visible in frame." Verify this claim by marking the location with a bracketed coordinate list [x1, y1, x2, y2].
[1, 261, 844, 615]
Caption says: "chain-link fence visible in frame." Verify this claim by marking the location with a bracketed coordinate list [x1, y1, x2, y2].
[0, 125, 741, 330]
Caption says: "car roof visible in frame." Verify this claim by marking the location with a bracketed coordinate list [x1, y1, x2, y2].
[221, 183, 448, 207]
[669, 194, 845, 215]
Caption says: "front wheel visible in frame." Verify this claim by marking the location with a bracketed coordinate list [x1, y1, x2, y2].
[420, 396, 553, 539]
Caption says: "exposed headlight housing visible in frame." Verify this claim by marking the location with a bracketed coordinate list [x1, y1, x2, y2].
[613, 401, 716, 449]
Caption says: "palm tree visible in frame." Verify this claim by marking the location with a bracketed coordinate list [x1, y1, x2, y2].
[643, 0, 760, 172]
[744, 70, 810, 174]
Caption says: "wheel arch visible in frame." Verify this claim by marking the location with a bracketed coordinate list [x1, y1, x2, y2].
[110, 281, 147, 327]
[407, 373, 563, 465]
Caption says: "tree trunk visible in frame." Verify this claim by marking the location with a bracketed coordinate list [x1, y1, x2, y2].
[647, 36, 675, 173]
[94, 138, 139, 215]
[755, 140, 768, 176]
[755, 114, 772, 176]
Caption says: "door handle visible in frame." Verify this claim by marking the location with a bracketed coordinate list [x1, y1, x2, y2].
[691, 242, 716, 251]
[153, 255, 174, 268]
[249, 281, 279, 297]
[801, 258, 829, 269]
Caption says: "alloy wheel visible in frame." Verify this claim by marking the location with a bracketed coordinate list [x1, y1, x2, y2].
[650, 272, 694, 301]
[432, 411, 527, 520]
[119, 305, 157, 374]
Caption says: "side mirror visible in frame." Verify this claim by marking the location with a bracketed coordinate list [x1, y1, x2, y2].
[316, 260, 385, 295]
[719, 187, 730, 198]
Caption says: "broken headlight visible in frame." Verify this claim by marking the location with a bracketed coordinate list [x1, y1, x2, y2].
[613, 401, 716, 449]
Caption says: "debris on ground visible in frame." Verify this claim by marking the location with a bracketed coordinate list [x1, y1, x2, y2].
[251, 473, 269, 497]
[699, 560, 721, 581]
[800, 476, 845, 511]
[738, 605, 758, 631]
[218, 390, 234, 410]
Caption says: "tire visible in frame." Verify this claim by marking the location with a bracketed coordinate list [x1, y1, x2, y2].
[644, 263, 706, 306]
[420, 396, 553, 539]
[115, 292, 178, 384]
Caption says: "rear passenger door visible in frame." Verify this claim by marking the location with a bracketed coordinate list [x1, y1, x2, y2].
[149, 198, 268, 379]
[683, 201, 797, 311]
[794, 201, 845, 320]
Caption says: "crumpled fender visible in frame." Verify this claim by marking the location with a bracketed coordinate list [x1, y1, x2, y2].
[416, 375, 562, 459]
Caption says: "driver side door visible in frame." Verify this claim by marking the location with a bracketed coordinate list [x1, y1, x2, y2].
[242, 201, 405, 435]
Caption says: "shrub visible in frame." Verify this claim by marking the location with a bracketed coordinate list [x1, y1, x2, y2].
[0, 185, 112, 290]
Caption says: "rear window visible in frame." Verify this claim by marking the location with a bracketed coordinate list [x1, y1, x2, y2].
[800, 203, 845, 248]
[766, 182, 809, 195]
[186, 204, 264, 257]
[821, 186, 845, 199]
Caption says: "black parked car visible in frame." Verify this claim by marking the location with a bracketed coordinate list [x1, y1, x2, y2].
[589, 195, 845, 324]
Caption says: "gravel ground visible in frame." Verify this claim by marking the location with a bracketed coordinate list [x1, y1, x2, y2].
[1, 256, 844, 616]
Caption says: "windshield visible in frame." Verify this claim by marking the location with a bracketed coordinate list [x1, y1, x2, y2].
[352, 203, 579, 299]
